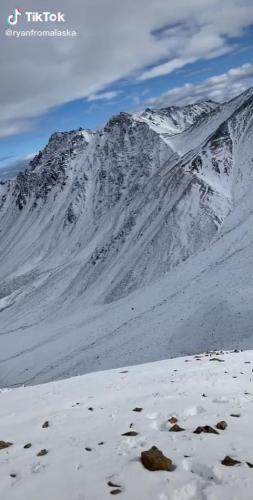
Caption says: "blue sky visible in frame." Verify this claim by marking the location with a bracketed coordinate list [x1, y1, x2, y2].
[1, 0, 253, 170]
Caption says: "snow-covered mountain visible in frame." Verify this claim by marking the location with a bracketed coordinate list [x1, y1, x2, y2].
[0, 88, 253, 387]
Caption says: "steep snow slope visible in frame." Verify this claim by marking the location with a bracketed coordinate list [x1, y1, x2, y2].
[0, 89, 253, 387]
[170, 87, 253, 155]
[132, 100, 217, 140]
[1, 351, 253, 500]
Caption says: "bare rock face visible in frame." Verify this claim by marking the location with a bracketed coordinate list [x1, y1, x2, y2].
[221, 456, 241, 466]
[141, 446, 176, 471]
[0, 440, 13, 450]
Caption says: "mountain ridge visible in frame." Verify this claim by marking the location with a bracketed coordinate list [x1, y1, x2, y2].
[0, 88, 253, 386]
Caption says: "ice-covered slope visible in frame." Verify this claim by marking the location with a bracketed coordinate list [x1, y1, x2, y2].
[1, 351, 253, 500]
[0, 89, 253, 387]
[132, 99, 217, 140]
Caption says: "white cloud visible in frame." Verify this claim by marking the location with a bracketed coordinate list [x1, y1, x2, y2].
[87, 90, 120, 101]
[147, 63, 253, 107]
[1, 0, 253, 137]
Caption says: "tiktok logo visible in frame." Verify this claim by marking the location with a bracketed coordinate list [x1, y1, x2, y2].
[7, 8, 22, 25]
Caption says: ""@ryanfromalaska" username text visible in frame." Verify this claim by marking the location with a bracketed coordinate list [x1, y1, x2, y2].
[5, 28, 77, 38]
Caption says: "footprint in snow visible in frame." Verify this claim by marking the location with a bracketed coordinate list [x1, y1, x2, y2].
[190, 461, 222, 484]
[183, 405, 206, 417]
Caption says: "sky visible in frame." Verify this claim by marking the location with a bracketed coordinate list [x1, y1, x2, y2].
[0, 0, 253, 172]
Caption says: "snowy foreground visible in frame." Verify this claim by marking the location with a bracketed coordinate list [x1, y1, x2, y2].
[1, 350, 253, 500]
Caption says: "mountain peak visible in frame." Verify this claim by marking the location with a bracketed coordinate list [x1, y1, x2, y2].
[1, 89, 253, 386]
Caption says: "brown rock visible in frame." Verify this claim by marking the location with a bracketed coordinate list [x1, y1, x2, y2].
[141, 446, 175, 472]
[24, 443, 32, 449]
[209, 358, 225, 362]
[221, 455, 241, 466]
[193, 425, 219, 435]
[121, 431, 138, 437]
[169, 424, 185, 432]
[168, 416, 178, 424]
[42, 421, 49, 428]
[216, 421, 227, 430]
[37, 449, 48, 456]
[0, 441, 13, 450]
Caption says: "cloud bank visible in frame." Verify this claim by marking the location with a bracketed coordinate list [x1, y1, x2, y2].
[1, 0, 253, 137]
[147, 63, 253, 107]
